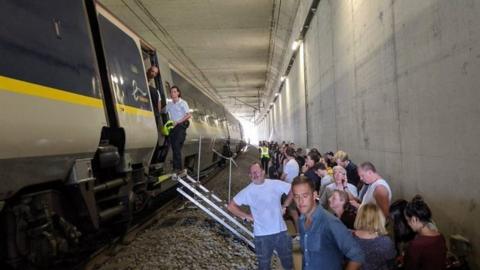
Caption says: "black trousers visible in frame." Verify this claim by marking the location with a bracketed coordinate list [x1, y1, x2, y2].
[261, 157, 270, 173]
[170, 125, 187, 170]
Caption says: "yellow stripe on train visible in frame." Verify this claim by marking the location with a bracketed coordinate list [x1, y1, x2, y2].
[0, 75, 153, 117]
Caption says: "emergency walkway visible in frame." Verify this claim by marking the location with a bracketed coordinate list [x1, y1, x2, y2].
[175, 172, 255, 249]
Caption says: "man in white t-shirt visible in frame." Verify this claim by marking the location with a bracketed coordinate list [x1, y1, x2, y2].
[281, 146, 300, 239]
[281, 147, 299, 183]
[228, 162, 294, 270]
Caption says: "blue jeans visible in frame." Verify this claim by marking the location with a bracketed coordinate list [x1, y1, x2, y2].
[254, 231, 293, 270]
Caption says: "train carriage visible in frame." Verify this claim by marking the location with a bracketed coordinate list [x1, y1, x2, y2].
[0, 0, 244, 267]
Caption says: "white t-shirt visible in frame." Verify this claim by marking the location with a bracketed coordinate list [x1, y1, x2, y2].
[283, 159, 299, 183]
[325, 182, 358, 197]
[361, 179, 392, 205]
[320, 175, 333, 187]
[233, 179, 291, 236]
[164, 98, 189, 122]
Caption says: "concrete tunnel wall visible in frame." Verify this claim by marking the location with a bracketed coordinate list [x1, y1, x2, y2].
[258, 0, 480, 267]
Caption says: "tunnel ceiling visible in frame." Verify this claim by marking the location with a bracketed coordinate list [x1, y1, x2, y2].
[99, 0, 299, 121]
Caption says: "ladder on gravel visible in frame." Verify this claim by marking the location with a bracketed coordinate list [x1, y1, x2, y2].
[175, 172, 255, 249]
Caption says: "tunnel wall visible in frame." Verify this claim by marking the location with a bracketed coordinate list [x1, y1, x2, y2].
[258, 0, 480, 266]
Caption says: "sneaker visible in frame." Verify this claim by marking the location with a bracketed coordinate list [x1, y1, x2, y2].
[292, 235, 300, 241]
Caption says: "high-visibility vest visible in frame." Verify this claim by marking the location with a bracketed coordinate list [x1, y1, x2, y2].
[260, 146, 270, 158]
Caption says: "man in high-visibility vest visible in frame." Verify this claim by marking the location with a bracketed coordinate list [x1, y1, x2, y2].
[260, 142, 270, 172]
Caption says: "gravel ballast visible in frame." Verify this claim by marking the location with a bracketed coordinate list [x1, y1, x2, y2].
[99, 146, 281, 270]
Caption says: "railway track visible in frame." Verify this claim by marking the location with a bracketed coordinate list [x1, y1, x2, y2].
[79, 164, 229, 270]
[81, 196, 181, 270]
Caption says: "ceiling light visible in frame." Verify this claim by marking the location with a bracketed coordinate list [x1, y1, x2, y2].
[275, 93, 279, 97]
[280, 76, 286, 82]
[291, 39, 302, 51]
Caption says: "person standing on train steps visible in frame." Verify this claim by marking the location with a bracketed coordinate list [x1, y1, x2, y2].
[146, 66, 161, 125]
[162, 86, 191, 173]
[260, 143, 270, 172]
[228, 162, 294, 270]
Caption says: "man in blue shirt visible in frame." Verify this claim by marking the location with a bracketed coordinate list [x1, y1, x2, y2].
[292, 175, 364, 270]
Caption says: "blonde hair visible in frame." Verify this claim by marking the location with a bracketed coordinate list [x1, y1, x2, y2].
[354, 203, 387, 235]
[333, 165, 346, 175]
[333, 166, 347, 183]
[334, 150, 348, 162]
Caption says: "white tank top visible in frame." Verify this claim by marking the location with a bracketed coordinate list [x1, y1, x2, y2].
[361, 179, 392, 205]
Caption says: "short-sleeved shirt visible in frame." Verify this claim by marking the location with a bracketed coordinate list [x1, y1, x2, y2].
[283, 159, 299, 183]
[353, 235, 396, 270]
[233, 179, 291, 236]
[299, 207, 364, 269]
[405, 234, 447, 270]
[164, 98, 189, 122]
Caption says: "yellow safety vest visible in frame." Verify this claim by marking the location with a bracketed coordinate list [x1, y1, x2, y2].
[260, 146, 270, 158]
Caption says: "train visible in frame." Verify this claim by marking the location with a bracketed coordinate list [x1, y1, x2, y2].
[0, 0, 244, 267]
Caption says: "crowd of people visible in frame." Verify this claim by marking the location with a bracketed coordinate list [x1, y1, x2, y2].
[228, 141, 448, 270]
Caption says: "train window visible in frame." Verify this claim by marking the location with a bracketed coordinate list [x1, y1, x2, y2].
[0, 1, 101, 99]
[98, 14, 151, 111]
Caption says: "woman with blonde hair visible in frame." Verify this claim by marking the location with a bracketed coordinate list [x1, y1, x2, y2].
[353, 203, 396, 270]
[318, 165, 358, 208]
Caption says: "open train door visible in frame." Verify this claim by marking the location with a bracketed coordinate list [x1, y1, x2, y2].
[140, 45, 172, 170]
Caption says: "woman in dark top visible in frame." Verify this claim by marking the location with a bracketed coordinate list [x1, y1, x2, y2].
[328, 190, 357, 229]
[353, 203, 396, 270]
[301, 152, 321, 191]
[404, 195, 447, 270]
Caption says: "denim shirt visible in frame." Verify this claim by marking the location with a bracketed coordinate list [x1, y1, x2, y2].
[299, 207, 364, 270]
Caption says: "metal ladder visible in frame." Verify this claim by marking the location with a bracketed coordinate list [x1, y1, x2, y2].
[175, 172, 255, 249]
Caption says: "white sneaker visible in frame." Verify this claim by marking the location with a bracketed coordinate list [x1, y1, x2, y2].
[292, 235, 300, 241]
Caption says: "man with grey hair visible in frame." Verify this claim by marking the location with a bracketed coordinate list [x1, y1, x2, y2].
[228, 162, 294, 270]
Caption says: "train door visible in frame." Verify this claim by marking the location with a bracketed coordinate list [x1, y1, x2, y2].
[141, 49, 168, 127]
[140, 48, 172, 167]
[95, 5, 157, 170]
